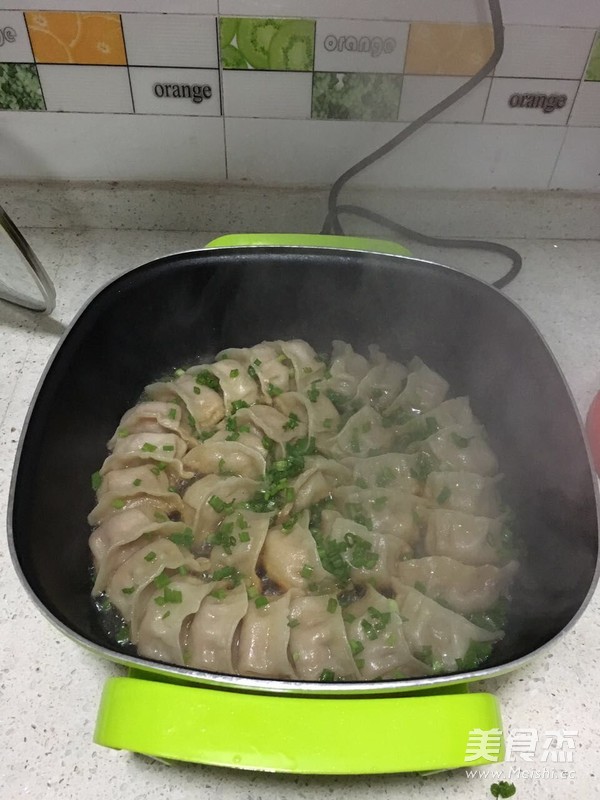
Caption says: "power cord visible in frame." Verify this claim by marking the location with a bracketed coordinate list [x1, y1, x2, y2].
[320, 0, 522, 290]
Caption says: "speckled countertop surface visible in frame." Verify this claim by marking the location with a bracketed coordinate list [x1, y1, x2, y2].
[1, 223, 599, 799]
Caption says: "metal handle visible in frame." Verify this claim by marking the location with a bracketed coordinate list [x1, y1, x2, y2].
[0, 203, 56, 314]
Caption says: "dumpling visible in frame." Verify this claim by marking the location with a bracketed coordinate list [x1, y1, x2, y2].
[96, 464, 170, 499]
[137, 575, 215, 665]
[146, 373, 225, 429]
[317, 340, 369, 399]
[325, 406, 393, 459]
[288, 594, 360, 681]
[221, 341, 291, 401]
[288, 456, 352, 512]
[342, 585, 429, 679]
[88, 489, 183, 527]
[209, 510, 272, 587]
[100, 431, 192, 478]
[424, 471, 502, 517]
[395, 556, 518, 614]
[106, 538, 200, 641]
[392, 582, 501, 672]
[424, 509, 508, 566]
[182, 474, 259, 541]
[262, 510, 335, 591]
[235, 404, 307, 444]
[355, 348, 407, 409]
[343, 452, 421, 495]
[237, 590, 297, 678]
[107, 401, 194, 448]
[280, 339, 326, 390]
[415, 424, 499, 476]
[328, 516, 408, 586]
[385, 357, 449, 415]
[188, 358, 259, 413]
[332, 485, 427, 546]
[186, 583, 248, 673]
[274, 391, 339, 441]
[90, 509, 185, 594]
[183, 433, 266, 480]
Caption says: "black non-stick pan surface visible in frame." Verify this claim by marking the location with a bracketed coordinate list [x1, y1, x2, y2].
[9, 246, 599, 688]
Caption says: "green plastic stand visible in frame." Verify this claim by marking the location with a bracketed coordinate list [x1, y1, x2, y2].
[95, 675, 503, 773]
[204, 232, 412, 257]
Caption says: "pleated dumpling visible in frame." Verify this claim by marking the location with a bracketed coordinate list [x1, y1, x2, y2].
[317, 339, 369, 399]
[325, 405, 393, 459]
[183, 430, 267, 480]
[188, 359, 259, 414]
[424, 471, 502, 517]
[186, 583, 248, 673]
[288, 594, 360, 681]
[182, 474, 259, 541]
[146, 373, 225, 430]
[280, 339, 326, 390]
[355, 347, 407, 410]
[274, 391, 339, 441]
[209, 510, 272, 587]
[262, 510, 335, 592]
[137, 575, 215, 665]
[107, 401, 194, 448]
[424, 509, 506, 566]
[395, 556, 518, 614]
[343, 452, 421, 495]
[100, 431, 192, 478]
[342, 585, 428, 679]
[392, 582, 501, 672]
[237, 590, 297, 679]
[414, 424, 499, 476]
[288, 456, 352, 512]
[386, 357, 449, 415]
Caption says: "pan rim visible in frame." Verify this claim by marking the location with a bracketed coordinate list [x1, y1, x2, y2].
[7, 244, 600, 695]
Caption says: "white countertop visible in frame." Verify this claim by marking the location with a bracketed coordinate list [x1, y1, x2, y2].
[1, 225, 599, 800]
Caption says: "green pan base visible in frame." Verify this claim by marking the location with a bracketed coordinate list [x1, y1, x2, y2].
[94, 676, 504, 774]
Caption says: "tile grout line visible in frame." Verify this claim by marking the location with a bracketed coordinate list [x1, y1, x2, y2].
[546, 126, 569, 189]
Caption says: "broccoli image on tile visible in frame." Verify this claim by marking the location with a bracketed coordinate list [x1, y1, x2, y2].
[312, 72, 402, 121]
[219, 17, 315, 71]
[585, 33, 600, 81]
[0, 63, 44, 110]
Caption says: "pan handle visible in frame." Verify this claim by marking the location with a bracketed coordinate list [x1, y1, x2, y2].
[204, 233, 412, 257]
[94, 676, 504, 773]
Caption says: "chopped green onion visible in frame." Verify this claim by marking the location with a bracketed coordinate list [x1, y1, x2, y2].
[168, 528, 194, 548]
[287, 618, 300, 628]
[121, 586, 135, 595]
[253, 358, 262, 367]
[306, 385, 320, 403]
[261, 435, 274, 451]
[231, 399, 250, 414]
[141, 442, 158, 453]
[450, 432, 471, 448]
[132, 478, 142, 487]
[212, 566, 237, 581]
[154, 571, 171, 589]
[154, 511, 168, 522]
[282, 513, 298, 532]
[195, 370, 220, 391]
[111, 498, 126, 509]
[193, 386, 201, 394]
[300, 564, 314, 579]
[327, 597, 338, 613]
[209, 588, 227, 600]
[167, 408, 177, 420]
[91, 471, 102, 491]
[208, 495, 235, 514]
[177, 565, 188, 576]
[238, 530, 250, 543]
[144, 551, 157, 562]
[117, 428, 129, 438]
[303, 366, 313, 374]
[237, 514, 249, 530]
[342, 612, 356, 623]
[254, 595, 269, 608]
[319, 669, 335, 682]
[174, 368, 185, 377]
[155, 587, 183, 605]
[436, 486, 451, 505]
[350, 640, 364, 656]
[283, 412, 300, 431]
[247, 365, 257, 379]
[161, 444, 175, 452]
[267, 382, 283, 397]
[161, 611, 171, 619]
[322, 418, 333, 429]
[229, 369, 240, 378]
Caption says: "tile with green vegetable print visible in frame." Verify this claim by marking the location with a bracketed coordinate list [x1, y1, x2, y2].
[0, 63, 44, 110]
[585, 32, 600, 80]
[312, 71, 402, 121]
[220, 17, 315, 71]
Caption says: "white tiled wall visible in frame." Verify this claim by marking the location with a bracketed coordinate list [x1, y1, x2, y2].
[0, 0, 597, 190]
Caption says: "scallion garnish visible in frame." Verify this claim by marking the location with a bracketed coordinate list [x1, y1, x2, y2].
[436, 486, 451, 505]
[209, 588, 227, 600]
[141, 442, 158, 452]
[162, 444, 175, 452]
[195, 370, 221, 391]
[133, 478, 142, 487]
[255, 595, 269, 608]
[229, 368, 240, 378]
[283, 412, 300, 431]
[168, 528, 194, 548]
[327, 597, 338, 613]
[111, 498, 126, 509]
[117, 428, 129, 438]
[91, 471, 102, 491]
[238, 530, 250, 543]
[144, 551, 157, 562]
[300, 564, 314, 579]
[167, 407, 177, 420]
[450, 432, 471, 448]
[121, 586, 135, 595]
[267, 383, 283, 397]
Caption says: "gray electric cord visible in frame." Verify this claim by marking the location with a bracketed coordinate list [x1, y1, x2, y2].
[320, 0, 522, 290]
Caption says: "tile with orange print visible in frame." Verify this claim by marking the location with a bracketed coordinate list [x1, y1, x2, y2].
[405, 23, 493, 77]
[25, 11, 126, 65]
